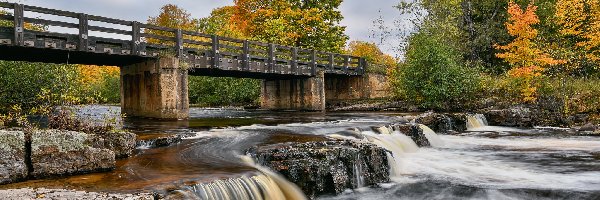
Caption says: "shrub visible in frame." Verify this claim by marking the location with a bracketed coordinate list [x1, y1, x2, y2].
[188, 76, 260, 107]
[394, 32, 481, 110]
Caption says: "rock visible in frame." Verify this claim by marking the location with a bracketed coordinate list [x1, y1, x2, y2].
[415, 112, 465, 133]
[88, 130, 136, 158]
[393, 124, 430, 147]
[484, 106, 533, 127]
[0, 130, 27, 184]
[136, 135, 182, 149]
[448, 114, 468, 132]
[247, 140, 389, 199]
[579, 123, 598, 132]
[31, 130, 115, 178]
[0, 188, 154, 200]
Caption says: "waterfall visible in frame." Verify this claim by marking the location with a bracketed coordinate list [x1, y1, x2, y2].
[466, 114, 489, 129]
[173, 156, 307, 200]
[419, 124, 444, 147]
[240, 156, 308, 200]
[354, 154, 365, 188]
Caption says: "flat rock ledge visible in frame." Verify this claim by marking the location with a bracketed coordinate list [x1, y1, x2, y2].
[0, 188, 155, 200]
[88, 131, 137, 158]
[0, 130, 27, 185]
[31, 130, 115, 178]
[247, 140, 389, 199]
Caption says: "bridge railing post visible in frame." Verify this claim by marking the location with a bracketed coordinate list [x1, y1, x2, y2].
[13, 3, 24, 46]
[310, 50, 317, 76]
[343, 55, 350, 75]
[268, 43, 275, 73]
[242, 40, 249, 71]
[291, 47, 298, 75]
[175, 29, 183, 58]
[359, 57, 367, 75]
[131, 21, 140, 55]
[211, 35, 220, 68]
[78, 13, 88, 51]
[328, 53, 334, 72]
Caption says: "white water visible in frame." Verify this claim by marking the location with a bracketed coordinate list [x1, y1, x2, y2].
[399, 134, 600, 191]
[466, 113, 489, 129]
[419, 124, 444, 147]
[177, 156, 308, 200]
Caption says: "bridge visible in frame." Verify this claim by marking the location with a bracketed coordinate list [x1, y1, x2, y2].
[0, 3, 385, 119]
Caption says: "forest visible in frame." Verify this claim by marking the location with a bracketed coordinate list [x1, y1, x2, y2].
[1, 0, 599, 123]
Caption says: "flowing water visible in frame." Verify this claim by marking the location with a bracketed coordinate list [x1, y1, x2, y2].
[2, 105, 599, 200]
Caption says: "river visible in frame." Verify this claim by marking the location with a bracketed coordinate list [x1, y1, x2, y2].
[3, 105, 600, 200]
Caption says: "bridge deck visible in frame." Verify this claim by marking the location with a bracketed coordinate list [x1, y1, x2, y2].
[0, 3, 366, 79]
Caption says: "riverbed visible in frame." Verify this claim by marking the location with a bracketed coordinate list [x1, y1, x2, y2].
[2, 105, 599, 200]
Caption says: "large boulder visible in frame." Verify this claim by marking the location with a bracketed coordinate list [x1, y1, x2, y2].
[393, 124, 430, 147]
[0, 130, 27, 184]
[0, 188, 154, 200]
[247, 140, 389, 199]
[414, 112, 467, 133]
[484, 106, 534, 127]
[31, 130, 115, 178]
[87, 131, 136, 158]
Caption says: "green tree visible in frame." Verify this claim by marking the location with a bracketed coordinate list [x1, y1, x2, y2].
[396, 32, 481, 110]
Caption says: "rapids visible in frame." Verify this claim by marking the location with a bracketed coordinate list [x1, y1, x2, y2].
[2, 105, 599, 200]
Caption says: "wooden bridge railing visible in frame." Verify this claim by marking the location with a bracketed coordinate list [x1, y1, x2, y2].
[0, 2, 366, 76]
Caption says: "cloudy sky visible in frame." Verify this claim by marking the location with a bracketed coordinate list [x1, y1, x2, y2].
[4, 0, 407, 56]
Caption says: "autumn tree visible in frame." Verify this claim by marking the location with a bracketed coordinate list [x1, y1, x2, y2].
[495, 1, 563, 102]
[231, 0, 348, 52]
[346, 41, 397, 74]
[146, 4, 198, 45]
[554, 0, 600, 72]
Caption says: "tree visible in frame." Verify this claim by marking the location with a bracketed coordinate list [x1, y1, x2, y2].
[231, 0, 348, 52]
[147, 4, 261, 106]
[495, 1, 563, 102]
[346, 41, 397, 74]
[396, 32, 481, 110]
[554, 0, 600, 72]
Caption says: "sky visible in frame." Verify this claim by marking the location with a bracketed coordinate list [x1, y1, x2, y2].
[4, 0, 407, 56]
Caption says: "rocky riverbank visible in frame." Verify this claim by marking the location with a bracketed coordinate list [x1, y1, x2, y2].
[0, 129, 136, 185]
[0, 188, 155, 200]
[247, 140, 390, 199]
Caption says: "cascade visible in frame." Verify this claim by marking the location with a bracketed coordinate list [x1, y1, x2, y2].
[466, 114, 489, 129]
[419, 124, 444, 147]
[174, 156, 307, 200]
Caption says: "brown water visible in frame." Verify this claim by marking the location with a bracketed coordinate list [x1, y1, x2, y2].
[0, 106, 406, 195]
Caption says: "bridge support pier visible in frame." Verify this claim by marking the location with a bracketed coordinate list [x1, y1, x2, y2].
[260, 71, 326, 111]
[120, 57, 189, 119]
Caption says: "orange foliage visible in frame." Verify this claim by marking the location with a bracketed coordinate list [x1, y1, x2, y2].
[495, 1, 564, 102]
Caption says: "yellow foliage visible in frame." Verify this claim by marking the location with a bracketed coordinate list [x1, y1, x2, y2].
[77, 65, 119, 86]
[555, 0, 600, 63]
[346, 41, 397, 74]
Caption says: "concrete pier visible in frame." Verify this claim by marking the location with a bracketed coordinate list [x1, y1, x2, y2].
[120, 57, 189, 119]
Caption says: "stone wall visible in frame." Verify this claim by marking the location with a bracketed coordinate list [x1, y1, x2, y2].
[325, 73, 390, 102]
